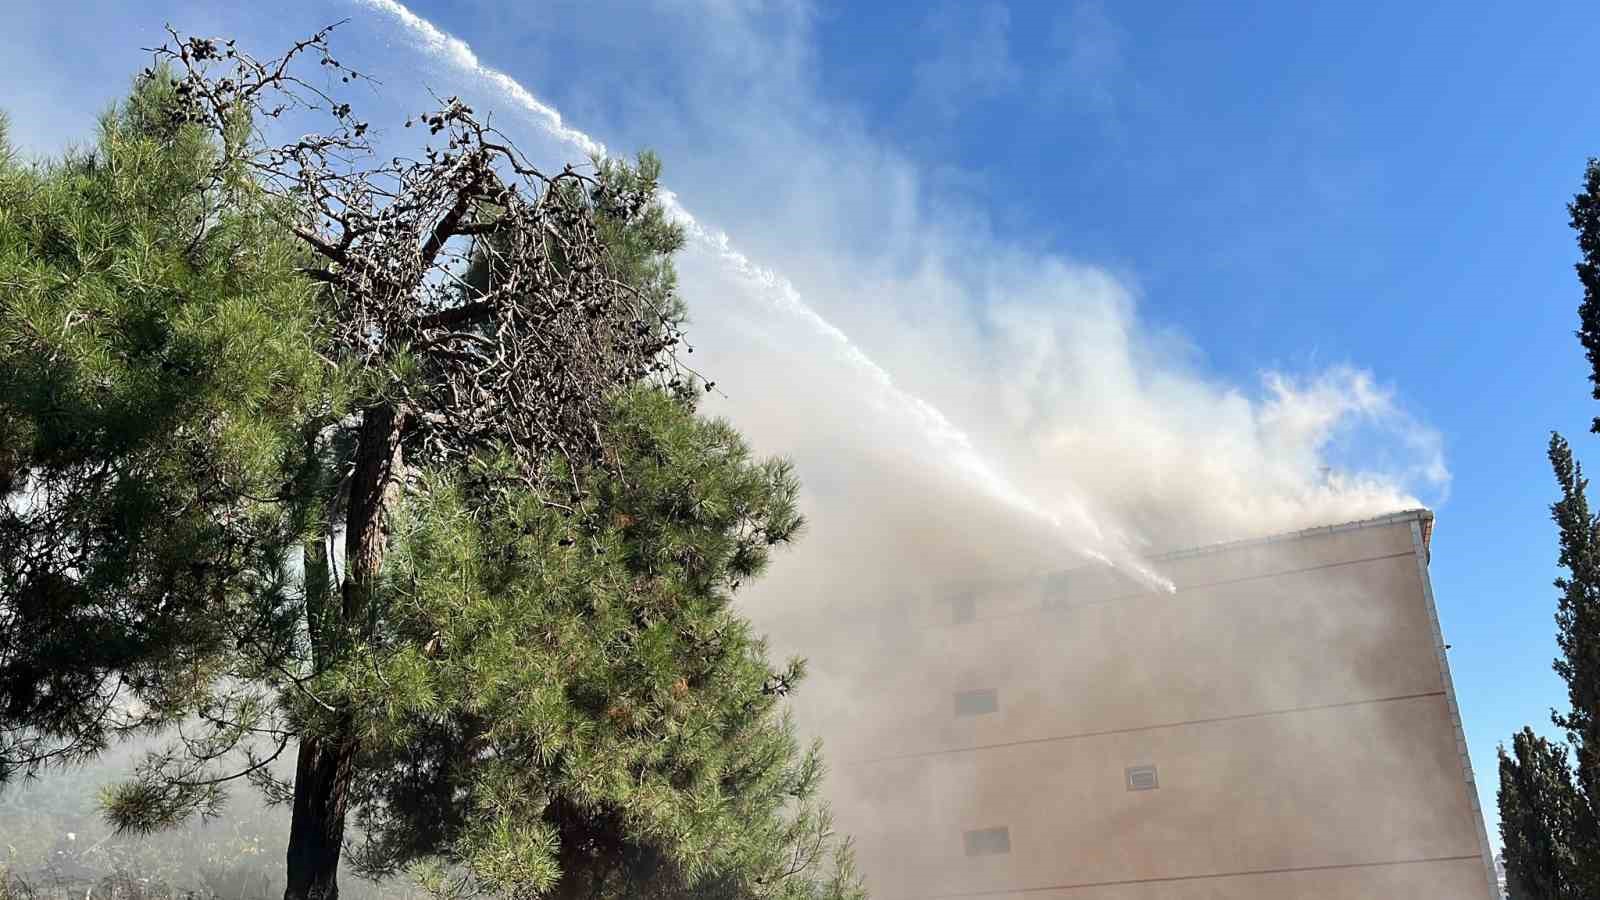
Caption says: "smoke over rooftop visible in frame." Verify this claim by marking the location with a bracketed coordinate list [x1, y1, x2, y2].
[0, 2, 1458, 894]
[352, 0, 1448, 573]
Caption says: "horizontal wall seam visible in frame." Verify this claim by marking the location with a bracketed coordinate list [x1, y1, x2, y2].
[936, 549, 1420, 632]
[914, 853, 1485, 898]
[850, 690, 1448, 765]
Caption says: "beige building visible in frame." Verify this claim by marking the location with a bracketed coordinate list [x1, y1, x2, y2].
[813, 509, 1498, 899]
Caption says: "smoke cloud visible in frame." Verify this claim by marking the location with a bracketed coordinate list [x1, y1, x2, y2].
[355, 0, 1448, 574]
[1, 0, 1457, 892]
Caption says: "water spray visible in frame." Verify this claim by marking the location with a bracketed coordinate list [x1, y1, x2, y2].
[350, 0, 1175, 594]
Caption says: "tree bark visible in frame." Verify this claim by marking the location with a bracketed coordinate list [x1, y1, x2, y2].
[284, 405, 404, 900]
[284, 724, 357, 900]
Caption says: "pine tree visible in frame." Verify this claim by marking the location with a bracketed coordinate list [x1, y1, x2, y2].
[1, 29, 863, 900]
[1499, 727, 1587, 899]
[340, 388, 858, 900]
[0, 65, 333, 784]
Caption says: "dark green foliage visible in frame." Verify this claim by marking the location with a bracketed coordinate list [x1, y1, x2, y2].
[591, 154, 689, 329]
[1549, 434, 1600, 812]
[1569, 159, 1600, 434]
[1535, 156, 1600, 892]
[1, 38, 861, 900]
[1499, 728, 1589, 899]
[1504, 434, 1600, 897]
[1497, 160, 1600, 898]
[0, 68, 333, 782]
[338, 389, 855, 899]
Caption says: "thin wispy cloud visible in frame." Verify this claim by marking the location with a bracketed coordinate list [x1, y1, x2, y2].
[0, 0, 1448, 568]
[911, 2, 1023, 121]
[1045, 0, 1124, 118]
[336, 0, 1447, 564]
[0, 0, 1463, 881]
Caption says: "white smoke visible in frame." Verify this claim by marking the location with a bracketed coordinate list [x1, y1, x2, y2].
[352, 0, 1185, 588]
[328, 11, 1449, 880]
[349, 0, 1445, 566]
[0, 3, 1462, 891]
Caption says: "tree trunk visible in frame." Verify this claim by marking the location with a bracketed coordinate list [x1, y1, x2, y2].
[284, 405, 404, 900]
[284, 725, 357, 900]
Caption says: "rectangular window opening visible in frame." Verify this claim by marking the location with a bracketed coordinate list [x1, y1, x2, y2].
[952, 594, 977, 624]
[1041, 571, 1075, 611]
[954, 688, 998, 717]
[963, 826, 1011, 856]
[1126, 764, 1159, 791]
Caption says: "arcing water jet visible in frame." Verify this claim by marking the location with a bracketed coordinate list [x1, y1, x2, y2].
[350, 0, 1174, 592]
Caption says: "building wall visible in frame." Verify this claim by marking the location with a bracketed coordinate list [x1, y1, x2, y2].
[803, 511, 1498, 899]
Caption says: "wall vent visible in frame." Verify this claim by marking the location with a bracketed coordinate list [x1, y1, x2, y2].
[963, 826, 1011, 856]
[1126, 765, 1159, 791]
[952, 594, 977, 624]
[1041, 571, 1080, 611]
[954, 688, 999, 717]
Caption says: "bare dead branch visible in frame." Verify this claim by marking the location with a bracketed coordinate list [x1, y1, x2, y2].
[149, 27, 690, 489]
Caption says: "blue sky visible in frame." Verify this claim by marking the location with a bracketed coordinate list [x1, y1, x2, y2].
[800, 0, 1600, 834]
[7, 0, 1600, 849]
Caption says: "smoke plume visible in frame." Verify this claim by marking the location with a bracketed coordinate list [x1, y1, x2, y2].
[0, 2, 1456, 892]
[353, 0, 1448, 577]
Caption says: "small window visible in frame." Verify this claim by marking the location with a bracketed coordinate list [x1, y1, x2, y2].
[1041, 572, 1074, 610]
[1126, 765, 1159, 791]
[952, 594, 977, 624]
[963, 826, 1011, 856]
[954, 688, 998, 717]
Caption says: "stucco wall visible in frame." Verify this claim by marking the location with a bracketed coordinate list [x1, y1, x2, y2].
[807, 513, 1497, 899]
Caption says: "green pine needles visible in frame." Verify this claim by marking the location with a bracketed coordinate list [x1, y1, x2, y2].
[0, 29, 863, 900]
[343, 389, 848, 900]
[0, 64, 333, 780]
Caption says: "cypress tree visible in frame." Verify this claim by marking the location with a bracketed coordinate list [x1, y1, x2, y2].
[1568, 159, 1600, 434]
[1497, 158, 1600, 898]
[1499, 727, 1587, 899]
[1549, 433, 1600, 827]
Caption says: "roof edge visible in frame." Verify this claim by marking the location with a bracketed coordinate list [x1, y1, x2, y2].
[944, 509, 1438, 597]
[1148, 507, 1435, 564]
